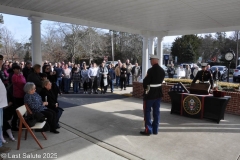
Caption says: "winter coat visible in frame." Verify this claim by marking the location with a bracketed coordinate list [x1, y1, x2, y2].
[99, 66, 108, 86]
[12, 73, 26, 98]
[27, 72, 42, 94]
[81, 69, 89, 83]
[115, 66, 121, 76]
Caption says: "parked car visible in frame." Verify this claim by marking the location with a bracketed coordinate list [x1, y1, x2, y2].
[106, 61, 118, 67]
[233, 65, 240, 82]
[210, 65, 228, 81]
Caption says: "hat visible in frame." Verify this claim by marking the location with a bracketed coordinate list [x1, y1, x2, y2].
[12, 65, 21, 70]
[149, 55, 159, 60]
[0, 55, 3, 60]
[201, 63, 208, 67]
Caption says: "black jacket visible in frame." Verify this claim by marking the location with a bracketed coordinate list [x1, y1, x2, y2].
[22, 67, 33, 80]
[143, 64, 165, 100]
[167, 67, 175, 76]
[27, 72, 42, 94]
[40, 88, 63, 113]
[120, 68, 127, 78]
[192, 70, 213, 89]
[131, 66, 141, 76]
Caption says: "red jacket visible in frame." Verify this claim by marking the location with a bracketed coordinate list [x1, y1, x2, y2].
[12, 74, 26, 98]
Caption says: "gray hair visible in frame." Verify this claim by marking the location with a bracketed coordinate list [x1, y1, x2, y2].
[24, 82, 35, 93]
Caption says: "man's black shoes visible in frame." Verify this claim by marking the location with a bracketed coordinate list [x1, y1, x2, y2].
[50, 130, 60, 134]
[139, 131, 150, 136]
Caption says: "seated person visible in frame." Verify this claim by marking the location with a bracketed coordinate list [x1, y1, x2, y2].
[23, 82, 59, 134]
[40, 73, 48, 81]
[40, 80, 63, 128]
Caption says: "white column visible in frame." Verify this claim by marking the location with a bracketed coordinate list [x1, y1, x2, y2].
[28, 16, 42, 65]
[142, 36, 149, 79]
[148, 37, 155, 68]
[157, 36, 164, 66]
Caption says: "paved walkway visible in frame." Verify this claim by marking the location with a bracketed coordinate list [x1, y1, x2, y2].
[2, 87, 240, 160]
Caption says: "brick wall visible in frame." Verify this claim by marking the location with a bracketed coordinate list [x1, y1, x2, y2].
[224, 91, 240, 115]
[132, 82, 172, 102]
[161, 85, 172, 103]
[132, 82, 143, 98]
[132, 82, 240, 116]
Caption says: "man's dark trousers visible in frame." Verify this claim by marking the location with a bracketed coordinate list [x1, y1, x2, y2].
[143, 98, 161, 134]
[126, 73, 130, 86]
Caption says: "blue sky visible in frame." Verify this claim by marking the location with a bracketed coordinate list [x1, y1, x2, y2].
[0, 13, 179, 43]
[0, 14, 55, 42]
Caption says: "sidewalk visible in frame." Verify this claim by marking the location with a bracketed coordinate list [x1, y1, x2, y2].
[2, 87, 240, 160]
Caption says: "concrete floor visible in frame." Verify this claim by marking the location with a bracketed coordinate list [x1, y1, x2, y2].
[2, 87, 240, 160]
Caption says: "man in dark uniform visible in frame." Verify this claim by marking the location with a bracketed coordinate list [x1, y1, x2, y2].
[140, 55, 165, 136]
[192, 63, 213, 89]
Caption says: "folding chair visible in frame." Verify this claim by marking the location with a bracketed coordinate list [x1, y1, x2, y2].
[16, 105, 47, 150]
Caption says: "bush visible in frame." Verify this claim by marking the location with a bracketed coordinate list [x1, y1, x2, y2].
[164, 78, 239, 89]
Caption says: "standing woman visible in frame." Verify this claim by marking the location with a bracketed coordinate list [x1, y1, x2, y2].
[27, 64, 42, 94]
[62, 64, 71, 94]
[43, 64, 59, 96]
[185, 65, 191, 79]
[81, 64, 89, 94]
[120, 63, 127, 91]
[0, 55, 11, 153]
[99, 62, 108, 94]
[1, 63, 9, 87]
[11, 65, 26, 130]
[108, 64, 115, 93]
[71, 67, 81, 93]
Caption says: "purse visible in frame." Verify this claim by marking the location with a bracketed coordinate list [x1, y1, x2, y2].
[34, 112, 45, 122]
[24, 114, 37, 127]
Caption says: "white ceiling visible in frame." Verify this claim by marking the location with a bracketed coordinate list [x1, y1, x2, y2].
[1, 0, 240, 36]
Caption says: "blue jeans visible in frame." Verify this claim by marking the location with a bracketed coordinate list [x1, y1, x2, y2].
[143, 98, 161, 134]
[108, 79, 114, 92]
[126, 73, 131, 85]
[62, 78, 70, 93]
[73, 81, 79, 93]
[0, 108, 3, 147]
[56, 77, 62, 92]
[116, 76, 120, 87]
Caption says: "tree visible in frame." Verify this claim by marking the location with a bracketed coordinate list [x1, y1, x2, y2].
[199, 34, 217, 62]
[57, 23, 86, 63]
[108, 31, 142, 64]
[78, 27, 105, 64]
[42, 24, 67, 62]
[24, 50, 31, 62]
[184, 44, 195, 63]
[12, 42, 23, 61]
[171, 35, 202, 64]
[0, 27, 15, 60]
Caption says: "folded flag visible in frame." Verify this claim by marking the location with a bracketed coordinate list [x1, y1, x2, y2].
[169, 82, 189, 93]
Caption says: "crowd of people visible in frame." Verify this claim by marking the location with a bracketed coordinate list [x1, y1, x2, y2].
[40, 59, 142, 94]
[0, 56, 143, 153]
[167, 63, 219, 82]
